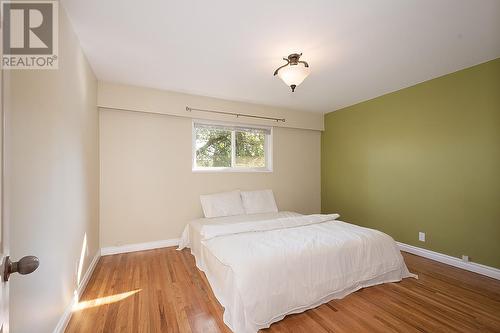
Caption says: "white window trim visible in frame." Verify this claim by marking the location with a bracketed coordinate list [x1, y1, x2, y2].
[192, 119, 273, 173]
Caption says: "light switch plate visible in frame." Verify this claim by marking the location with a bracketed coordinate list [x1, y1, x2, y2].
[419, 232, 426, 242]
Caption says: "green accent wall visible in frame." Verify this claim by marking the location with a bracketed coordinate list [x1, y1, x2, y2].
[321, 58, 500, 269]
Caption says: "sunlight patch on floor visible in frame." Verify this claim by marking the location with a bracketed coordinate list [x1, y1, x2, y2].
[72, 289, 141, 311]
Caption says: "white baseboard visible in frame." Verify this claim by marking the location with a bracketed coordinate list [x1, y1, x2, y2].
[53, 249, 101, 333]
[397, 242, 500, 280]
[101, 238, 180, 256]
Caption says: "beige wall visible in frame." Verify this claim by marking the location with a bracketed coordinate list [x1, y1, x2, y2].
[99, 82, 324, 131]
[100, 109, 321, 247]
[4, 6, 99, 333]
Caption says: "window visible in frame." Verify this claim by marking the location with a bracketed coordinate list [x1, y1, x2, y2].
[192, 121, 272, 172]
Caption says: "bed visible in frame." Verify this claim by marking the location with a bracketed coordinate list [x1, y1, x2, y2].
[178, 210, 415, 333]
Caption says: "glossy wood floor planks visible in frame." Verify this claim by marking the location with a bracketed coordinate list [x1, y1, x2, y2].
[66, 248, 500, 333]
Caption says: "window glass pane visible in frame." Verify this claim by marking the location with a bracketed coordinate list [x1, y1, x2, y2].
[195, 127, 231, 167]
[235, 131, 266, 168]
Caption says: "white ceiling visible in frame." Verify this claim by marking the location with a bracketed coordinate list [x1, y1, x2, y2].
[62, 0, 500, 113]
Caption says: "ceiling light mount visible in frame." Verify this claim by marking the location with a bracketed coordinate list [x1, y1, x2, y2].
[274, 53, 310, 92]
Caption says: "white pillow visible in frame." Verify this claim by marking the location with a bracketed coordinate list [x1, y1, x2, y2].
[200, 190, 245, 218]
[241, 189, 278, 214]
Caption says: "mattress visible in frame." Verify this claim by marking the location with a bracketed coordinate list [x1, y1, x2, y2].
[178, 213, 415, 333]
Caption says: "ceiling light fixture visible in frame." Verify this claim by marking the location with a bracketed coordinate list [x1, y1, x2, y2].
[273, 53, 310, 92]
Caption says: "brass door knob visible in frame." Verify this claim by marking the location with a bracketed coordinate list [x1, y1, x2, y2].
[3, 255, 40, 281]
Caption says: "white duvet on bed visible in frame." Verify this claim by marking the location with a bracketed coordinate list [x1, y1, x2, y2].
[178, 211, 302, 270]
[179, 214, 415, 333]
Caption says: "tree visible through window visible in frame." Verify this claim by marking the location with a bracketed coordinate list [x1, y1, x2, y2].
[193, 122, 271, 171]
[195, 127, 231, 167]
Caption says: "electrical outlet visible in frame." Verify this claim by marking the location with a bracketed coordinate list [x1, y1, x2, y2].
[418, 232, 426, 242]
[462, 255, 469, 262]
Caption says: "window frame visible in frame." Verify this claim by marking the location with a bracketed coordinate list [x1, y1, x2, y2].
[192, 119, 273, 173]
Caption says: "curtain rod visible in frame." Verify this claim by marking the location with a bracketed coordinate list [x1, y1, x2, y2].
[97, 105, 286, 123]
[186, 106, 286, 123]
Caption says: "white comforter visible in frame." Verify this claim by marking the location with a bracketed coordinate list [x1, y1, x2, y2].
[179, 214, 415, 333]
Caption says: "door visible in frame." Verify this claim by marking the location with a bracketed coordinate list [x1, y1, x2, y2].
[0, 10, 39, 332]
[0, 9, 8, 330]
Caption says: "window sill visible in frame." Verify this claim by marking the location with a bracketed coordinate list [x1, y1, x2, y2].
[192, 167, 273, 174]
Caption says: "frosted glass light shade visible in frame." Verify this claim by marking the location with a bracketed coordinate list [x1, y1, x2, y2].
[277, 64, 310, 88]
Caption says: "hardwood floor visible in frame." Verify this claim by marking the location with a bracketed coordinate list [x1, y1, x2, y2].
[66, 247, 500, 333]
